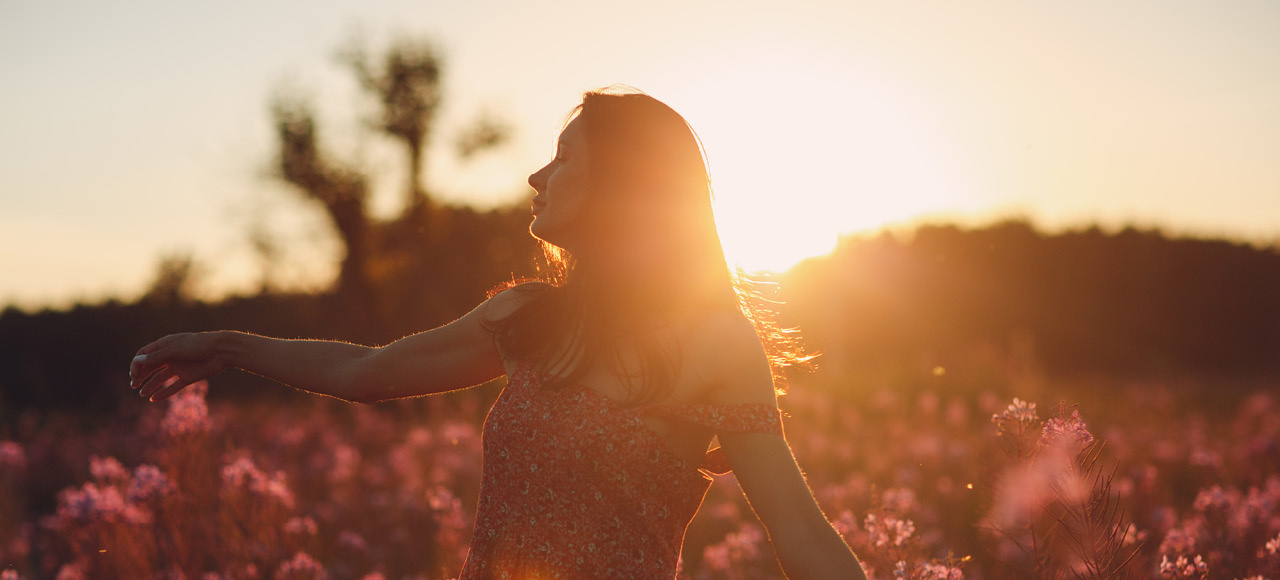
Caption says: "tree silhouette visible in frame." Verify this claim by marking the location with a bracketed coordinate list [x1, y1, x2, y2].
[265, 34, 515, 333]
[269, 95, 374, 320]
[338, 37, 443, 218]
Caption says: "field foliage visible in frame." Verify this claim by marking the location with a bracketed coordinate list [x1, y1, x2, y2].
[1, 354, 1277, 579]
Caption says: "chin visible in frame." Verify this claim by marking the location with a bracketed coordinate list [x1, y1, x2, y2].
[529, 219, 578, 254]
[529, 218, 558, 246]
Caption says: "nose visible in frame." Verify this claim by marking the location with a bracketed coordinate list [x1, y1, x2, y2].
[528, 163, 549, 193]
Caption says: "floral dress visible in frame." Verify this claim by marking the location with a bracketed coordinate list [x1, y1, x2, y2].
[457, 360, 784, 579]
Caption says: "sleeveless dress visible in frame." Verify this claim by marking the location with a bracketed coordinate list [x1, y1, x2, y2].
[457, 360, 784, 579]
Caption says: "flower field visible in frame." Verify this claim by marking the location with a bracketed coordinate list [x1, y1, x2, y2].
[1, 365, 1277, 579]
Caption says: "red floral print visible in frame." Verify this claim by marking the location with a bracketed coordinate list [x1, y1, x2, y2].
[458, 360, 783, 579]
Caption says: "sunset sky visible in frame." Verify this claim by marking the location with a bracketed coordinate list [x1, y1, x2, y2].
[2, 0, 1277, 309]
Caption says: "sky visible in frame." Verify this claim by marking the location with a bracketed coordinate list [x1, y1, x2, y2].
[2, 0, 1278, 309]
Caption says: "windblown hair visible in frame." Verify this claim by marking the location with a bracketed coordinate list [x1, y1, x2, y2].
[486, 86, 813, 406]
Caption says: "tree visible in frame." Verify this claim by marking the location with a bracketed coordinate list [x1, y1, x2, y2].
[265, 34, 516, 334]
[338, 37, 444, 218]
[269, 95, 374, 319]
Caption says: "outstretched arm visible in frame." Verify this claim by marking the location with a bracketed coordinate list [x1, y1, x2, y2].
[129, 287, 530, 404]
[703, 315, 868, 580]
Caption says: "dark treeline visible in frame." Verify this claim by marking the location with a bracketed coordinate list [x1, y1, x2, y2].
[0, 203, 538, 417]
[3, 217, 1279, 417]
[784, 219, 1280, 384]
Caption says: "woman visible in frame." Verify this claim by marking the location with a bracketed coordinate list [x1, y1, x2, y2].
[130, 87, 866, 579]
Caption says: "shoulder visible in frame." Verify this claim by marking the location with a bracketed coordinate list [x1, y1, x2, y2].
[479, 281, 554, 323]
[680, 309, 777, 406]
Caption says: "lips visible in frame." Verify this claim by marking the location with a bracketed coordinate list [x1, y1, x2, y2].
[531, 197, 547, 214]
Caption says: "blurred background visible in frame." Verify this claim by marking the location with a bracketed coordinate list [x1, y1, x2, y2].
[2, 0, 1276, 408]
[1, 1, 1278, 578]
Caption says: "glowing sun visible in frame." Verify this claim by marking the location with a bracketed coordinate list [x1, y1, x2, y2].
[665, 58, 961, 272]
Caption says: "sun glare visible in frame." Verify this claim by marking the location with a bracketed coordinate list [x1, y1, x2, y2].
[666, 58, 962, 273]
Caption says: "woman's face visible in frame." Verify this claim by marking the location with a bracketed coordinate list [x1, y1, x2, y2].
[528, 116, 590, 251]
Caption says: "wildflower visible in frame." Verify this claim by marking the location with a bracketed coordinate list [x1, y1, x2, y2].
[0, 440, 26, 471]
[1, 569, 25, 580]
[991, 398, 1038, 435]
[338, 530, 368, 553]
[328, 444, 361, 484]
[284, 516, 318, 537]
[222, 456, 296, 509]
[54, 562, 88, 580]
[865, 513, 915, 548]
[700, 523, 766, 571]
[1039, 409, 1094, 449]
[1158, 521, 1199, 556]
[1188, 447, 1222, 468]
[1265, 532, 1280, 555]
[1192, 485, 1237, 514]
[881, 487, 918, 515]
[161, 380, 211, 436]
[274, 551, 327, 580]
[1158, 554, 1208, 578]
[55, 482, 151, 524]
[987, 442, 1086, 527]
[89, 455, 129, 483]
[830, 509, 857, 538]
[127, 464, 175, 503]
[921, 562, 965, 580]
[893, 560, 908, 579]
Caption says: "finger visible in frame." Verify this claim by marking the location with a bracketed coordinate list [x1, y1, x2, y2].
[138, 367, 176, 399]
[131, 357, 168, 389]
[131, 336, 180, 386]
[148, 379, 188, 402]
[129, 354, 151, 388]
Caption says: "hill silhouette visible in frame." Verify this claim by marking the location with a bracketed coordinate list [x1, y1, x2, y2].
[783, 219, 1280, 382]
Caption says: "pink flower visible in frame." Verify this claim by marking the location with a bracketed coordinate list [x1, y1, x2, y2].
[987, 442, 1087, 527]
[830, 509, 857, 538]
[127, 464, 175, 503]
[274, 551, 327, 580]
[1192, 485, 1238, 514]
[921, 562, 964, 580]
[865, 513, 915, 548]
[162, 380, 211, 436]
[222, 456, 295, 509]
[55, 482, 151, 524]
[0, 440, 25, 471]
[1039, 409, 1094, 449]
[54, 562, 88, 580]
[328, 444, 361, 484]
[991, 398, 1038, 435]
[1158, 554, 1208, 579]
[337, 530, 368, 553]
[1158, 520, 1200, 556]
[89, 455, 129, 483]
[284, 516, 318, 537]
[881, 487, 918, 515]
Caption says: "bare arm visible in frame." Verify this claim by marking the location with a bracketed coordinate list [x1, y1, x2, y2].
[129, 288, 530, 404]
[703, 315, 868, 580]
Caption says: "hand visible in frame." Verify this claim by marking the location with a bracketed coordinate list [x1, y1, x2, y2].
[129, 332, 229, 402]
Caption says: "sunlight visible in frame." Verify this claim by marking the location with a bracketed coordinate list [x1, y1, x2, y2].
[666, 57, 962, 272]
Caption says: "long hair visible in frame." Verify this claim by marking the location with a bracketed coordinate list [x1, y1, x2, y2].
[486, 86, 812, 406]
